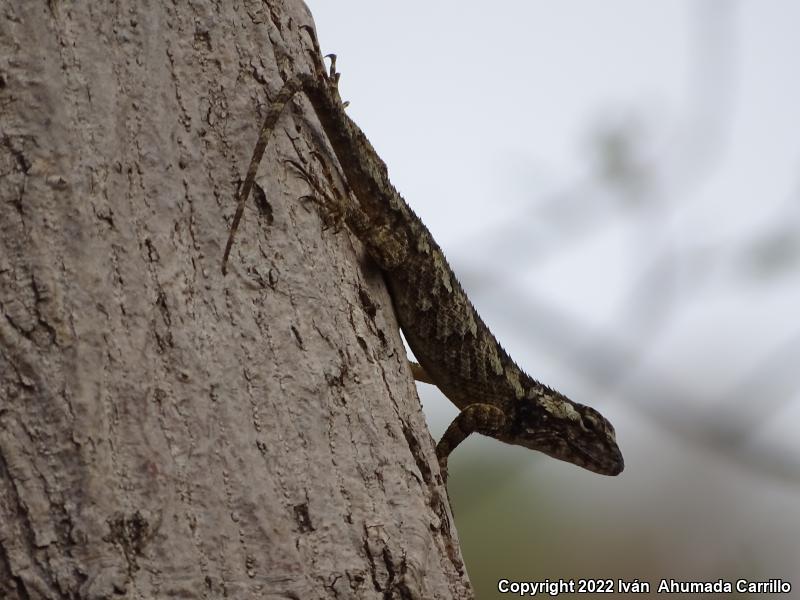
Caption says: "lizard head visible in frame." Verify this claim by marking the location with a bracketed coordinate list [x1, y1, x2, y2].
[502, 386, 624, 476]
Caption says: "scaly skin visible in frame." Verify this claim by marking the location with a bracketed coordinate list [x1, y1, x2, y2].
[223, 48, 623, 480]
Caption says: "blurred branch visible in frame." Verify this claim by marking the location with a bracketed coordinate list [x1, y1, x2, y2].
[445, 0, 800, 484]
[454, 0, 740, 275]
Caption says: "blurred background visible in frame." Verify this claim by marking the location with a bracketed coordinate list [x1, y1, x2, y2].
[308, 1, 800, 596]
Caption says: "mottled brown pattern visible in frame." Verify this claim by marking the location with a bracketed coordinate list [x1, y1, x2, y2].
[224, 38, 623, 480]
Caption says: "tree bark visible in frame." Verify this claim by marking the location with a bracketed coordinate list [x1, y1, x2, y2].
[0, 1, 471, 598]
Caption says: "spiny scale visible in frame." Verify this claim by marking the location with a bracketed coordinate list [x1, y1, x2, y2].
[223, 47, 623, 481]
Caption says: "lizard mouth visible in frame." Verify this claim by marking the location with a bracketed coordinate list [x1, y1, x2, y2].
[534, 437, 624, 476]
[570, 444, 624, 476]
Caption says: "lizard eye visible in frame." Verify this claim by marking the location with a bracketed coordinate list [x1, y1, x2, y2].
[583, 417, 597, 433]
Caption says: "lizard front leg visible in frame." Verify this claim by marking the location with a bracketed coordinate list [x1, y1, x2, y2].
[436, 404, 507, 482]
[409, 361, 435, 385]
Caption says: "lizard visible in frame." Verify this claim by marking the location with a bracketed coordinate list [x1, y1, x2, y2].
[222, 34, 624, 481]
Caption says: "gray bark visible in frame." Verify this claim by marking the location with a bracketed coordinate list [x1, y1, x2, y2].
[0, 1, 470, 598]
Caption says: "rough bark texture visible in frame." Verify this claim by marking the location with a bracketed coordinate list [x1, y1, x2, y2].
[0, 1, 471, 598]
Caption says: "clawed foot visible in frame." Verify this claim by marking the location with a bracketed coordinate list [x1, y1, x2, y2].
[284, 157, 349, 232]
[323, 53, 350, 108]
[299, 25, 349, 107]
[324, 53, 340, 85]
[434, 404, 508, 487]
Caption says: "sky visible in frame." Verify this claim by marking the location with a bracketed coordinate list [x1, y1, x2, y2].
[305, 1, 800, 595]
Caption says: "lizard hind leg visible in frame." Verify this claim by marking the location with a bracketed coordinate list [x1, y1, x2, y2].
[322, 53, 350, 108]
[284, 157, 350, 233]
[286, 145, 408, 271]
[284, 149, 374, 237]
[323, 53, 340, 85]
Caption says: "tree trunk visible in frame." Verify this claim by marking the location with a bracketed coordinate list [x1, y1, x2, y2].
[0, 1, 471, 598]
